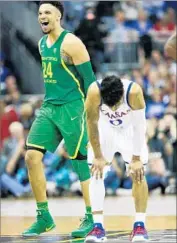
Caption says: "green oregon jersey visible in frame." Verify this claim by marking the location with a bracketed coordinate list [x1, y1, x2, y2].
[39, 30, 85, 105]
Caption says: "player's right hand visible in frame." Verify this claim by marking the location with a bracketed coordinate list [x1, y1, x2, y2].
[91, 157, 107, 179]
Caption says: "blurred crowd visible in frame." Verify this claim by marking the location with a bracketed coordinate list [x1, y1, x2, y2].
[0, 0, 176, 198]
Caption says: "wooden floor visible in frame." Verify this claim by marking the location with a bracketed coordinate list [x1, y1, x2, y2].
[1, 215, 176, 235]
[1, 196, 176, 242]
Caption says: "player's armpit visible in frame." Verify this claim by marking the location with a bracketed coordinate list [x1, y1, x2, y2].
[85, 83, 103, 158]
[128, 83, 146, 110]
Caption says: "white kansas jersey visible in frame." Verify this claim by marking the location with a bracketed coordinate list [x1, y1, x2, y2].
[96, 79, 134, 129]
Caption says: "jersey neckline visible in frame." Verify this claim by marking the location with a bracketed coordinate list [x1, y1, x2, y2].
[45, 30, 66, 49]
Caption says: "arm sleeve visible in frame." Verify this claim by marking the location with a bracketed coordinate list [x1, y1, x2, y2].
[75, 61, 96, 96]
[132, 108, 147, 156]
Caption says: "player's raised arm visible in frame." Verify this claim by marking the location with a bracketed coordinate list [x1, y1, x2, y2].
[164, 33, 177, 61]
[63, 34, 96, 95]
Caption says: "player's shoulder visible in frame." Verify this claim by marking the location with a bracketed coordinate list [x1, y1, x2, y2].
[64, 32, 84, 47]
[128, 81, 143, 96]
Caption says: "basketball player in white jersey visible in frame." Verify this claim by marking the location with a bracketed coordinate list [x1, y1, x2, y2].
[85, 75, 149, 242]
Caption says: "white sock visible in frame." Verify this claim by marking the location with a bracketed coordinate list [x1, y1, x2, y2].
[135, 213, 146, 224]
[89, 176, 105, 226]
[93, 214, 104, 225]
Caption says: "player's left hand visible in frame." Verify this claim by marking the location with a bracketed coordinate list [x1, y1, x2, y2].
[128, 160, 144, 184]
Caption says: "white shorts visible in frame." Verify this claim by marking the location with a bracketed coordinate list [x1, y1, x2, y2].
[88, 120, 148, 169]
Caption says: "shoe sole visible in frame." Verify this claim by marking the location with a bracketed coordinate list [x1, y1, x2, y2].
[84, 236, 107, 242]
[71, 229, 94, 238]
[132, 235, 149, 242]
[22, 224, 56, 237]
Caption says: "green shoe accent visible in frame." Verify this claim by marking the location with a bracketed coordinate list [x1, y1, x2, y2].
[22, 209, 56, 237]
[71, 213, 94, 238]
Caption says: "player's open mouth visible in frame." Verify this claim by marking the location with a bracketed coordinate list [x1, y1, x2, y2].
[41, 22, 49, 27]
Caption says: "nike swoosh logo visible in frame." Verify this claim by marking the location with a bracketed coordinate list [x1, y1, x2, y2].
[71, 116, 78, 121]
[46, 224, 55, 232]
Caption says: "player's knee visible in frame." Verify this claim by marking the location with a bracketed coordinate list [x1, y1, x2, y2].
[25, 150, 43, 168]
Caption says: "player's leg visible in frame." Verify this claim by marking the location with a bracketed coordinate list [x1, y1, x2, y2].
[57, 99, 93, 238]
[22, 104, 62, 236]
[120, 129, 149, 242]
[85, 123, 116, 243]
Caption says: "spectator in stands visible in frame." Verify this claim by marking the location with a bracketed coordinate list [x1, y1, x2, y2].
[151, 49, 164, 67]
[19, 103, 35, 137]
[1, 121, 25, 175]
[75, 8, 105, 73]
[4, 75, 22, 113]
[146, 152, 168, 194]
[152, 14, 176, 43]
[157, 114, 176, 171]
[142, 0, 166, 24]
[131, 9, 153, 58]
[0, 52, 11, 94]
[96, 1, 116, 18]
[165, 93, 176, 117]
[4, 75, 18, 95]
[131, 69, 146, 91]
[146, 70, 161, 96]
[0, 100, 19, 150]
[106, 9, 138, 63]
[146, 89, 166, 119]
[0, 122, 30, 197]
[121, 0, 139, 25]
[108, 9, 138, 43]
[146, 118, 172, 167]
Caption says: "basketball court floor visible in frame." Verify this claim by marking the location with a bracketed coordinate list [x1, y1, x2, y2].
[1, 194, 176, 242]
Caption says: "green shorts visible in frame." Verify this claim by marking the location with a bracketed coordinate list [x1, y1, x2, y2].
[27, 99, 88, 159]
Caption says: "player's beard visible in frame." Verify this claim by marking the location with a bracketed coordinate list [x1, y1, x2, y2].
[41, 23, 54, 34]
[42, 29, 51, 34]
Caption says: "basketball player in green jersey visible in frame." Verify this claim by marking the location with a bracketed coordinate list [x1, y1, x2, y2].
[22, 1, 96, 238]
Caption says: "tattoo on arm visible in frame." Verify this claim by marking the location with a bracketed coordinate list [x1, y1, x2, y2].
[60, 49, 73, 64]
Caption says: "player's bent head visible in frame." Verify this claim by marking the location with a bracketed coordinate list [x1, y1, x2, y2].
[100, 75, 124, 108]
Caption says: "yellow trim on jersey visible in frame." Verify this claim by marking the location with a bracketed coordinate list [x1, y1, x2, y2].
[69, 98, 85, 160]
[26, 142, 45, 149]
[61, 59, 85, 98]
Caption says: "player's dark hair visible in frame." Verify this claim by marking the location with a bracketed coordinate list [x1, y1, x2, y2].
[39, 1, 64, 19]
[100, 75, 124, 107]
